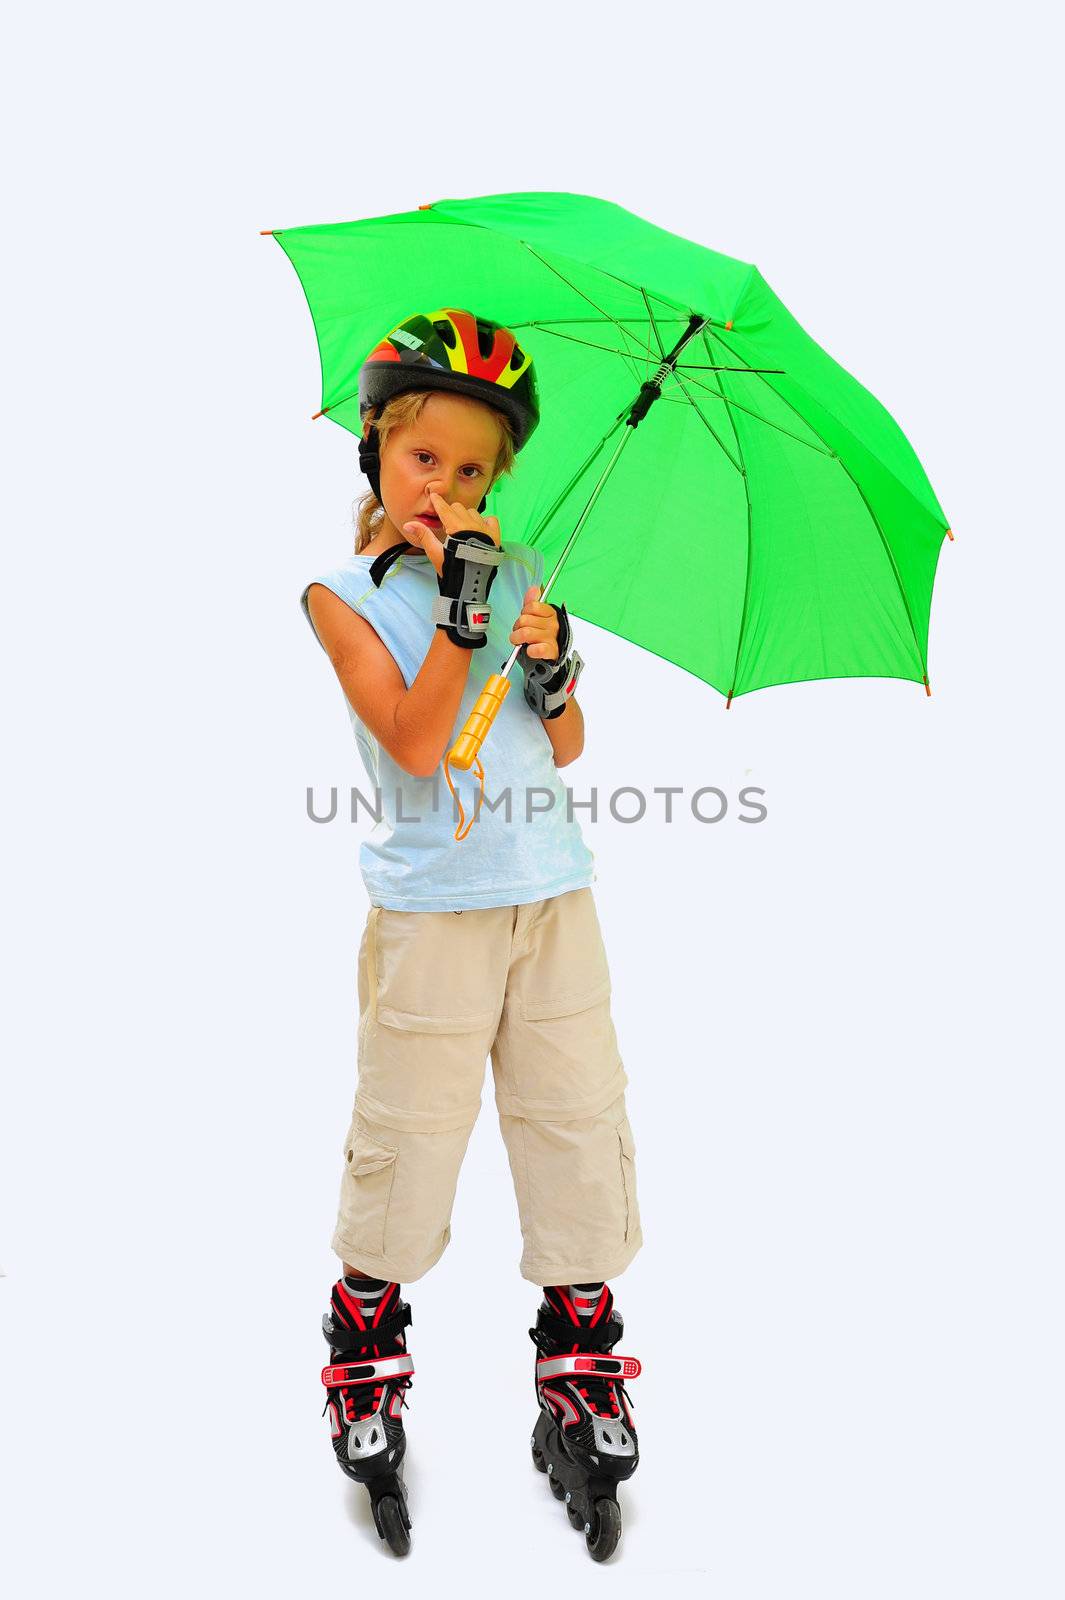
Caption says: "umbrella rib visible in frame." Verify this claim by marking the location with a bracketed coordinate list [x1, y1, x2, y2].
[705, 324, 948, 532]
[676, 363, 787, 373]
[670, 372, 743, 475]
[690, 333, 756, 701]
[670, 364, 835, 456]
[639, 287, 667, 361]
[698, 327, 750, 466]
[524, 324, 660, 372]
[523, 416, 627, 548]
[509, 315, 691, 327]
[519, 243, 665, 379]
[515, 246, 694, 319]
[704, 328, 930, 684]
[310, 333, 658, 420]
[834, 459, 930, 682]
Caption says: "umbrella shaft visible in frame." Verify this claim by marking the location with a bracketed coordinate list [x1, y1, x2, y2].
[499, 426, 635, 679]
[497, 312, 708, 682]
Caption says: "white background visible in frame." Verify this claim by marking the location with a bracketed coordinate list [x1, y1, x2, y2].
[2, 2, 1061, 1595]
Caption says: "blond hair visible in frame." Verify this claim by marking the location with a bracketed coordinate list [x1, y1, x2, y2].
[353, 389, 517, 553]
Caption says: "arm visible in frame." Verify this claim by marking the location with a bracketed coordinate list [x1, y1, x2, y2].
[305, 585, 474, 779]
[541, 695, 585, 768]
[509, 583, 585, 768]
[307, 491, 505, 779]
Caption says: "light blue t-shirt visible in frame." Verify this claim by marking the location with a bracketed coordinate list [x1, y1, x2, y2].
[300, 541, 596, 912]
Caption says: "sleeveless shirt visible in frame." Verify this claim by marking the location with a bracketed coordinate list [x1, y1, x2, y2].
[300, 541, 596, 911]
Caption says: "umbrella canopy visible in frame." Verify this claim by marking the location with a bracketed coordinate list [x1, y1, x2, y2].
[268, 190, 951, 702]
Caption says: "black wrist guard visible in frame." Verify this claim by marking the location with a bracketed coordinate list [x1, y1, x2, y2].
[430, 532, 504, 648]
[519, 601, 585, 718]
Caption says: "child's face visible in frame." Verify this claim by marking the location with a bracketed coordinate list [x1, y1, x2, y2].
[379, 391, 503, 536]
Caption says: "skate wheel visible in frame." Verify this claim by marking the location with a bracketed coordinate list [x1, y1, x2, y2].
[566, 1502, 584, 1530]
[549, 1475, 566, 1500]
[586, 1497, 622, 1562]
[531, 1443, 547, 1474]
[376, 1495, 411, 1557]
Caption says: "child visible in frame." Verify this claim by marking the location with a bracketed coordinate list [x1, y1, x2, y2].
[300, 309, 642, 1560]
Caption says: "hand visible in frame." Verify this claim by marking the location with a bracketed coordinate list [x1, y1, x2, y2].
[510, 584, 560, 660]
[403, 490, 501, 579]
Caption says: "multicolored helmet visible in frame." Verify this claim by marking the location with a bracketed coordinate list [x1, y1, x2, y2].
[358, 307, 540, 453]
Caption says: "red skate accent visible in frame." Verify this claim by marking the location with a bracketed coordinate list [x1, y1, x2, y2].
[322, 1362, 374, 1386]
[372, 1283, 398, 1327]
[334, 1279, 368, 1331]
[552, 1287, 581, 1326]
[541, 1385, 581, 1426]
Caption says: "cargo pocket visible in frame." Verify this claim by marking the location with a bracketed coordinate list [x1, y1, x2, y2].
[373, 908, 498, 1034]
[500, 977, 622, 1122]
[342, 1128, 398, 1257]
[617, 1117, 639, 1244]
[521, 974, 612, 1022]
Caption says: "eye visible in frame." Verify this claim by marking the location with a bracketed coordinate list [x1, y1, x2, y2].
[413, 451, 482, 478]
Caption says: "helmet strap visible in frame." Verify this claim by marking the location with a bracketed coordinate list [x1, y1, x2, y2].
[358, 422, 383, 500]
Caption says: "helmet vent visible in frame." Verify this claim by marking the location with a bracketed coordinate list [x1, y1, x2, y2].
[510, 345, 525, 370]
[476, 321, 495, 360]
[433, 320, 456, 349]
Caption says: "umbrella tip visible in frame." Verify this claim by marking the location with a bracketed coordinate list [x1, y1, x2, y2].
[311, 408, 324, 420]
[418, 203, 432, 210]
[945, 527, 954, 541]
[924, 675, 932, 697]
[726, 689, 734, 709]
[725, 319, 733, 330]
[260, 229, 276, 235]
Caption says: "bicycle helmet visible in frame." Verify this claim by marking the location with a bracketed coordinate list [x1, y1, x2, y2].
[357, 308, 539, 511]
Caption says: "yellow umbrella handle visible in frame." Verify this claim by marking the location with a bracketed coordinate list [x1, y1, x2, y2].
[447, 673, 511, 771]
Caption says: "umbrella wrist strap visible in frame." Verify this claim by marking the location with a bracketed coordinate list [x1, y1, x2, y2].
[430, 532, 504, 648]
[520, 602, 585, 719]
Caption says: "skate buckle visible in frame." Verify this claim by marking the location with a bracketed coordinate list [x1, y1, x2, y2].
[321, 1353, 415, 1387]
[536, 1353, 642, 1381]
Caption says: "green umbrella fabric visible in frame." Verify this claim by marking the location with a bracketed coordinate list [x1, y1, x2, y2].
[268, 190, 951, 702]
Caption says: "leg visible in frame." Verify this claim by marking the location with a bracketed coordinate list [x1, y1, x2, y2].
[322, 1274, 415, 1555]
[491, 888, 642, 1285]
[491, 888, 643, 1559]
[332, 903, 511, 1283]
[529, 1277, 641, 1560]
[321, 903, 512, 1551]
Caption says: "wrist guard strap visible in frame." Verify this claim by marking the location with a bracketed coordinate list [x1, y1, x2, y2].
[520, 601, 585, 719]
[430, 532, 504, 648]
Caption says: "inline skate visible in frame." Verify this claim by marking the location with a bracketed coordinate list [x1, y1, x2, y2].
[529, 1282, 641, 1561]
[321, 1276, 414, 1556]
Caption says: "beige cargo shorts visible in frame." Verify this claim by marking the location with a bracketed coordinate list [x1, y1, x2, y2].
[332, 886, 642, 1286]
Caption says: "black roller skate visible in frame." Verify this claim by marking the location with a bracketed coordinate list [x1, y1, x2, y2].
[321, 1276, 414, 1556]
[529, 1282, 641, 1561]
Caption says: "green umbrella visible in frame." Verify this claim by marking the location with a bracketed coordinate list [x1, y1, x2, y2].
[267, 190, 951, 745]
